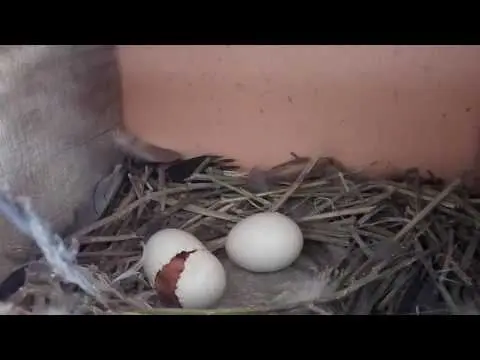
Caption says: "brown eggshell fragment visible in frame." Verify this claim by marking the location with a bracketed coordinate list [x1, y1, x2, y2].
[154, 250, 195, 307]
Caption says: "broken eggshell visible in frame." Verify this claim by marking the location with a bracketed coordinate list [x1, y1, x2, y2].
[142, 228, 227, 309]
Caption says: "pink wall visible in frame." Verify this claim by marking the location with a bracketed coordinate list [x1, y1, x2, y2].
[117, 45, 480, 179]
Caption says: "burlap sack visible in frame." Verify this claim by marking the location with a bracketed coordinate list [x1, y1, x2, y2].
[0, 45, 122, 282]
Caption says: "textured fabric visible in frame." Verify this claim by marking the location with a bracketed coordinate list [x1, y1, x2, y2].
[0, 45, 122, 281]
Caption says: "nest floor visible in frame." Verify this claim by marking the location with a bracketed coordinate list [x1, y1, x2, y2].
[3, 155, 480, 315]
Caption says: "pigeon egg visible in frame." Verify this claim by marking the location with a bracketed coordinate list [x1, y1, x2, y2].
[225, 211, 304, 273]
[142, 228, 226, 309]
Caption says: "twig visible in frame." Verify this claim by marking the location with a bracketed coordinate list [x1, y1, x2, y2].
[297, 206, 376, 222]
[69, 183, 220, 238]
[270, 157, 319, 212]
[391, 178, 462, 244]
[78, 234, 141, 245]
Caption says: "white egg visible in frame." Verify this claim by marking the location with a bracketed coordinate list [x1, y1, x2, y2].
[174, 250, 227, 309]
[142, 228, 226, 309]
[225, 212, 304, 273]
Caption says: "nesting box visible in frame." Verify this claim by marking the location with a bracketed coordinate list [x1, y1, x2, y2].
[119, 45, 480, 181]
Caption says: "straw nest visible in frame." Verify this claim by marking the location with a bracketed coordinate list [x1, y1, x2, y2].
[1, 154, 480, 315]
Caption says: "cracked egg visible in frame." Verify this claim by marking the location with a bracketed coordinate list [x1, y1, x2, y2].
[142, 228, 226, 309]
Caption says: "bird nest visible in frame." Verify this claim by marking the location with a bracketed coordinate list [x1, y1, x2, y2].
[0, 155, 480, 315]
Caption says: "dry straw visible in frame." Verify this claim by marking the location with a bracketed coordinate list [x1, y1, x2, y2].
[1, 154, 480, 315]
